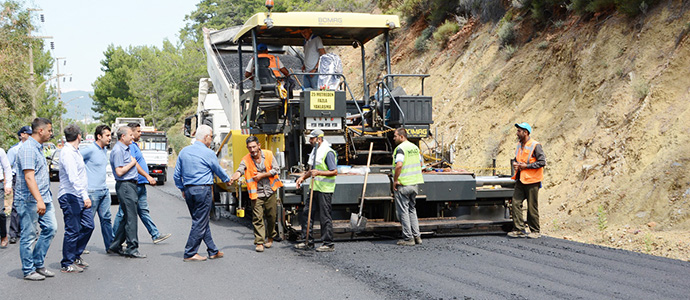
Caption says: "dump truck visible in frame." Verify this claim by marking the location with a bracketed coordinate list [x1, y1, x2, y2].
[195, 8, 515, 239]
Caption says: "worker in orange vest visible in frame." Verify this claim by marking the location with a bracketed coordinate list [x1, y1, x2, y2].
[244, 43, 290, 79]
[508, 122, 546, 239]
[230, 136, 283, 252]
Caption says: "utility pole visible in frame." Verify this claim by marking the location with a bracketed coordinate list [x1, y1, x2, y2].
[27, 8, 52, 118]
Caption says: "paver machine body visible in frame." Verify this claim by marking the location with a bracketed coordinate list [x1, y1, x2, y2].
[202, 10, 515, 238]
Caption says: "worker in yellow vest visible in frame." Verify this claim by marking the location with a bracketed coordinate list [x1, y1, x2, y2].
[392, 128, 424, 246]
[508, 122, 546, 239]
[294, 129, 337, 252]
[230, 136, 283, 252]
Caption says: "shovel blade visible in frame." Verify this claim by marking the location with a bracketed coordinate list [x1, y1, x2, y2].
[349, 213, 367, 233]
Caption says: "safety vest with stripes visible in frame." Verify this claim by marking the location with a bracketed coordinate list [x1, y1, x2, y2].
[393, 141, 424, 186]
[313, 147, 337, 193]
[242, 150, 283, 200]
[259, 53, 283, 78]
[511, 138, 544, 184]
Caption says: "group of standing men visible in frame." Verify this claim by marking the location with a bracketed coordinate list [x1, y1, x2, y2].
[0, 119, 170, 280]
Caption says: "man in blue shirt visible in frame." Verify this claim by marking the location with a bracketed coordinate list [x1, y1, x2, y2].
[7, 125, 32, 244]
[57, 124, 94, 273]
[15, 118, 57, 281]
[112, 122, 171, 245]
[108, 126, 146, 258]
[81, 125, 113, 252]
[174, 125, 230, 262]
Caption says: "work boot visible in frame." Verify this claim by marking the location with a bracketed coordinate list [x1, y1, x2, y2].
[256, 244, 264, 252]
[527, 232, 541, 239]
[414, 236, 422, 245]
[315, 244, 335, 252]
[507, 230, 527, 238]
[265, 238, 273, 248]
[396, 239, 415, 246]
[294, 242, 313, 250]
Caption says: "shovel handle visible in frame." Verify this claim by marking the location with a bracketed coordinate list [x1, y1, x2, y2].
[358, 142, 374, 215]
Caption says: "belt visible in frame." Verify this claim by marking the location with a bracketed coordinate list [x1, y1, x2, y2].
[117, 179, 137, 184]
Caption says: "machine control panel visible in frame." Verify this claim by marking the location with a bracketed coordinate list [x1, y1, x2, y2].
[305, 117, 343, 130]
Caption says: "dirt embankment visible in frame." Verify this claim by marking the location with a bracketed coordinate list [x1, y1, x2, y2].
[338, 3, 690, 260]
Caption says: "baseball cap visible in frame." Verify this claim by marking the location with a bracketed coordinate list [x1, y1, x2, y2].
[257, 43, 268, 51]
[514, 122, 532, 134]
[307, 129, 324, 138]
[17, 125, 32, 136]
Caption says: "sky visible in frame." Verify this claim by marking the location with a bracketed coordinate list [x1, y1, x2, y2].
[30, 0, 201, 92]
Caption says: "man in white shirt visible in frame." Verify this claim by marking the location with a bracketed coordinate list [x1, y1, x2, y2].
[300, 28, 326, 89]
[57, 124, 94, 273]
[0, 147, 13, 248]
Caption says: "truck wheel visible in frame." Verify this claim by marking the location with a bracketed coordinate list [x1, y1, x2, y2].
[157, 176, 165, 186]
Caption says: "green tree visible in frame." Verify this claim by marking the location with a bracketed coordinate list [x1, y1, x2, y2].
[91, 45, 139, 125]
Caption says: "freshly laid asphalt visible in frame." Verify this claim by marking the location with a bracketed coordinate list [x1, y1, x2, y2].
[1, 175, 688, 299]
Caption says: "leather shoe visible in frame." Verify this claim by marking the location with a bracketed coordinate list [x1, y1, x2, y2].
[265, 238, 273, 248]
[209, 251, 224, 259]
[255, 244, 264, 252]
[107, 248, 124, 256]
[183, 254, 207, 262]
[0, 236, 8, 248]
[126, 251, 147, 259]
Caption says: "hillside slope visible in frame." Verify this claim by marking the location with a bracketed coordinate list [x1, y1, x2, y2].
[340, 3, 690, 260]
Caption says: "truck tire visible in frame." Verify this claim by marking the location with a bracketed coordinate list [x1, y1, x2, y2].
[157, 175, 165, 186]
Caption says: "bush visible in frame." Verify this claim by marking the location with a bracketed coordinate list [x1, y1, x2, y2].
[433, 20, 461, 48]
[497, 21, 516, 47]
[415, 26, 436, 52]
[537, 41, 549, 49]
[503, 45, 518, 60]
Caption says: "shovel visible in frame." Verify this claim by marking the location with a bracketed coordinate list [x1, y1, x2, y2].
[350, 142, 373, 232]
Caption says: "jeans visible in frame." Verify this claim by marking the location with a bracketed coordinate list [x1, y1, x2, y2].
[58, 194, 94, 267]
[109, 181, 139, 255]
[9, 176, 20, 239]
[113, 184, 160, 240]
[512, 181, 540, 233]
[394, 185, 420, 241]
[16, 200, 57, 276]
[89, 189, 113, 251]
[183, 185, 218, 258]
[251, 192, 277, 245]
[300, 191, 334, 246]
[302, 74, 319, 90]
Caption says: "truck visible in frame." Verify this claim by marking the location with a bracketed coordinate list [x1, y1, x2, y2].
[111, 117, 170, 185]
[193, 8, 516, 240]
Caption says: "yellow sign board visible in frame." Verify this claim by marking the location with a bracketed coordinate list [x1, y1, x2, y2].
[310, 91, 335, 110]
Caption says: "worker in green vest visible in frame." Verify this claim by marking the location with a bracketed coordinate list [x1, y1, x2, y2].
[392, 127, 424, 246]
[295, 129, 337, 252]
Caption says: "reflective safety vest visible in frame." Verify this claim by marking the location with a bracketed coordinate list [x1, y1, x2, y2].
[242, 150, 283, 200]
[393, 141, 424, 186]
[259, 53, 283, 78]
[511, 138, 544, 184]
[313, 147, 337, 193]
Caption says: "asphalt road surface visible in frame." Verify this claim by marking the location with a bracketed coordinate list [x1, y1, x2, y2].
[1, 177, 688, 299]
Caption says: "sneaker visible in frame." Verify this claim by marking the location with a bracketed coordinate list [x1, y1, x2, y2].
[396, 239, 415, 246]
[294, 242, 312, 250]
[315, 244, 335, 252]
[507, 230, 527, 238]
[256, 244, 264, 252]
[414, 236, 423, 245]
[153, 233, 172, 244]
[265, 238, 273, 248]
[23, 271, 45, 281]
[36, 267, 55, 277]
[527, 232, 541, 239]
[74, 258, 89, 268]
[209, 251, 224, 259]
[61, 264, 84, 273]
[9, 237, 17, 244]
[0, 236, 8, 248]
[82, 249, 90, 254]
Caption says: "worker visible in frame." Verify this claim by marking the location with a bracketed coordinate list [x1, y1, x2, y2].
[300, 28, 326, 89]
[229, 136, 283, 253]
[508, 122, 546, 239]
[174, 125, 230, 262]
[294, 129, 337, 252]
[244, 43, 290, 79]
[392, 127, 424, 246]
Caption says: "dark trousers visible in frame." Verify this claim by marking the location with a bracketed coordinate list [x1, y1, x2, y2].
[58, 193, 94, 267]
[512, 181, 541, 233]
[183, 185, 218, 258]
[109, 181, 139, 255]
[9, 176, 20, 239]
[300, 191, 333, 246]
[0, 182, 6, 238]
